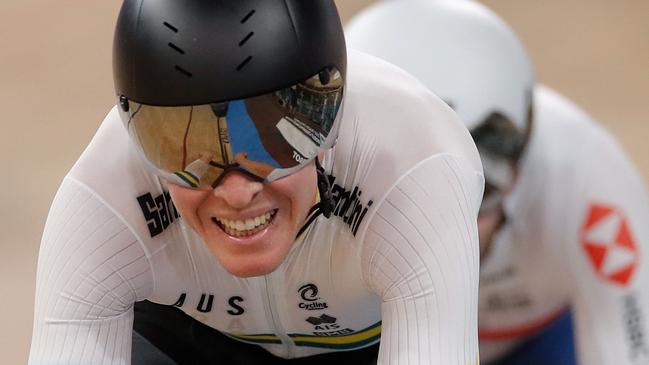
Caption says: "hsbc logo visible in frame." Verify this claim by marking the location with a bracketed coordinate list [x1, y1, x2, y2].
[581, 203, 639, 287]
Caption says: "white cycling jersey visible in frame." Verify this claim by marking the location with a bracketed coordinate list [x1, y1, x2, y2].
[478, 85, 649, 365]
[29, 50, 484, 365]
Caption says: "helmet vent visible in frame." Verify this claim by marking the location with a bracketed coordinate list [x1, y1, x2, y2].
[162, 22, 191, 77]
[240, 10, 256, 24]
[236, 56, 253, 71]
[168, 42, 185, 55]
[163, 21, 178, 33]
[235, 10, 256, 71]
[239, 32, 254, 47]
[175, 65, 193, 78]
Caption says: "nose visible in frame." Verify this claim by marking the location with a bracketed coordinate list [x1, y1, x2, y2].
[211, 170, 264, 209]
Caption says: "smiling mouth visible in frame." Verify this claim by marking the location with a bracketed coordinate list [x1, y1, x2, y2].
[211, 209, 278, 238]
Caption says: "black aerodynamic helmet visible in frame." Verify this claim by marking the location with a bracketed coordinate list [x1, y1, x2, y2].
[114, 0, 346, 106]
[112, 0, 347, 190]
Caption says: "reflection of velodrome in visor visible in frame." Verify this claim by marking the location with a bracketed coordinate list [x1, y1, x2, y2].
[243, 79, 343, 165]
[129, 104, 232, 172]
[244, 95, 312, 167]
[122, 67, 344, 189]
[226, 100, 280, 169]
[276, 116, 324, 161]
[287, 71, 344, 136]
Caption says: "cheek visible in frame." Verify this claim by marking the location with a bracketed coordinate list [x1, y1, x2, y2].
[477, 209, 505, 253]
[272, 167, 317, 219]
[168, 185, 210, 228]
[478, 212, 500, 236]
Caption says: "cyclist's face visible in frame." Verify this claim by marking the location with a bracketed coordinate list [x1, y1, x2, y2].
[478, 208, 504, 260]
[477, 167, 519, 261]
[169, 162, 318, 277]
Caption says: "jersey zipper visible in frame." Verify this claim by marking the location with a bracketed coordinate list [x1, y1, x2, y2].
[262, 274, 295, 358]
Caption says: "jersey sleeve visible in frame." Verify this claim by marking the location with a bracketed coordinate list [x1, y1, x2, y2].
[360, 154, 484, 365]
[567, 128, 649, 365]
[29, 177, 154, 365]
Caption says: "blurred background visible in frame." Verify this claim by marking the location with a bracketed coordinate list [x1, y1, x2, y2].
[1, 0, 647, 363]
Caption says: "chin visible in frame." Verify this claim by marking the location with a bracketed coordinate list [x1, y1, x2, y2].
[204, 238, 290, 278]
[220, 255, 283, 278]
[226, 264, 277, 278]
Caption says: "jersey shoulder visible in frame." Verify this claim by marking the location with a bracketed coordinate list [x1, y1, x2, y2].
[533, 85, 607, 144]
[523, 85, 610, 172]
[322, 50, 484, 239]
[333, 50, 482, 182]
[509, 85, 644, 249]
[528, 84, 636, 174]
[67, 107, 176, 247]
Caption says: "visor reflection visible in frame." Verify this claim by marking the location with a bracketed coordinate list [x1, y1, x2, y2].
[124, 68, 344, 189]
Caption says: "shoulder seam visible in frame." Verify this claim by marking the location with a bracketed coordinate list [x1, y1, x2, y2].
[63, 175, 156, 298]
[358, 152, 483, 290]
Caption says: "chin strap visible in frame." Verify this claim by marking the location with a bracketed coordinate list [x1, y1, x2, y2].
[315, 157, 334, 218]
[295, 157, 335, 239]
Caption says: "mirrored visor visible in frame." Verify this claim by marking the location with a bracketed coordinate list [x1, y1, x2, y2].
[119, 68, 344, 189]
[470, 111, 528, 160]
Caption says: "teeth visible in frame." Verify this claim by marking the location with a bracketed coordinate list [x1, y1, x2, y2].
[214, 210, 277, 237]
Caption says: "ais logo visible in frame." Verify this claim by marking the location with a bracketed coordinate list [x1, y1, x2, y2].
[305, 314, 354, 336]
[306, 314, 337, 326]
[581, 203, 639, 287]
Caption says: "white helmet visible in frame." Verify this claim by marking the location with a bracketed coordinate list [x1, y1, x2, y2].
[346, 0, 534, 160]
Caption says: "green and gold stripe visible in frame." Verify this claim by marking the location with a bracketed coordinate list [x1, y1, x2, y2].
[173, 170, 199, 187]
[225, 321, 382, 350]
[226, 332, 282, 345]
[290, 321, 381, 349]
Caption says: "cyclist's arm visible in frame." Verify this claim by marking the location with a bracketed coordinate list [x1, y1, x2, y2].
[361, 154, 484, 365]
[29, 177, 153, 365]
[567, 128, 649, 365]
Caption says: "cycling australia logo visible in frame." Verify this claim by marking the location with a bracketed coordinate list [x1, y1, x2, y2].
[581, 203, 639, 287]
[298, 283, 328, 311]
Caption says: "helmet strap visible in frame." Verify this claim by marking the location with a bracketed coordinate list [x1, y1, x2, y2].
[315, 157, 334, 218]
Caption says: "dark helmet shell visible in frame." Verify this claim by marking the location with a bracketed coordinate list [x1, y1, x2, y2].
[114, 0, 346, 106]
